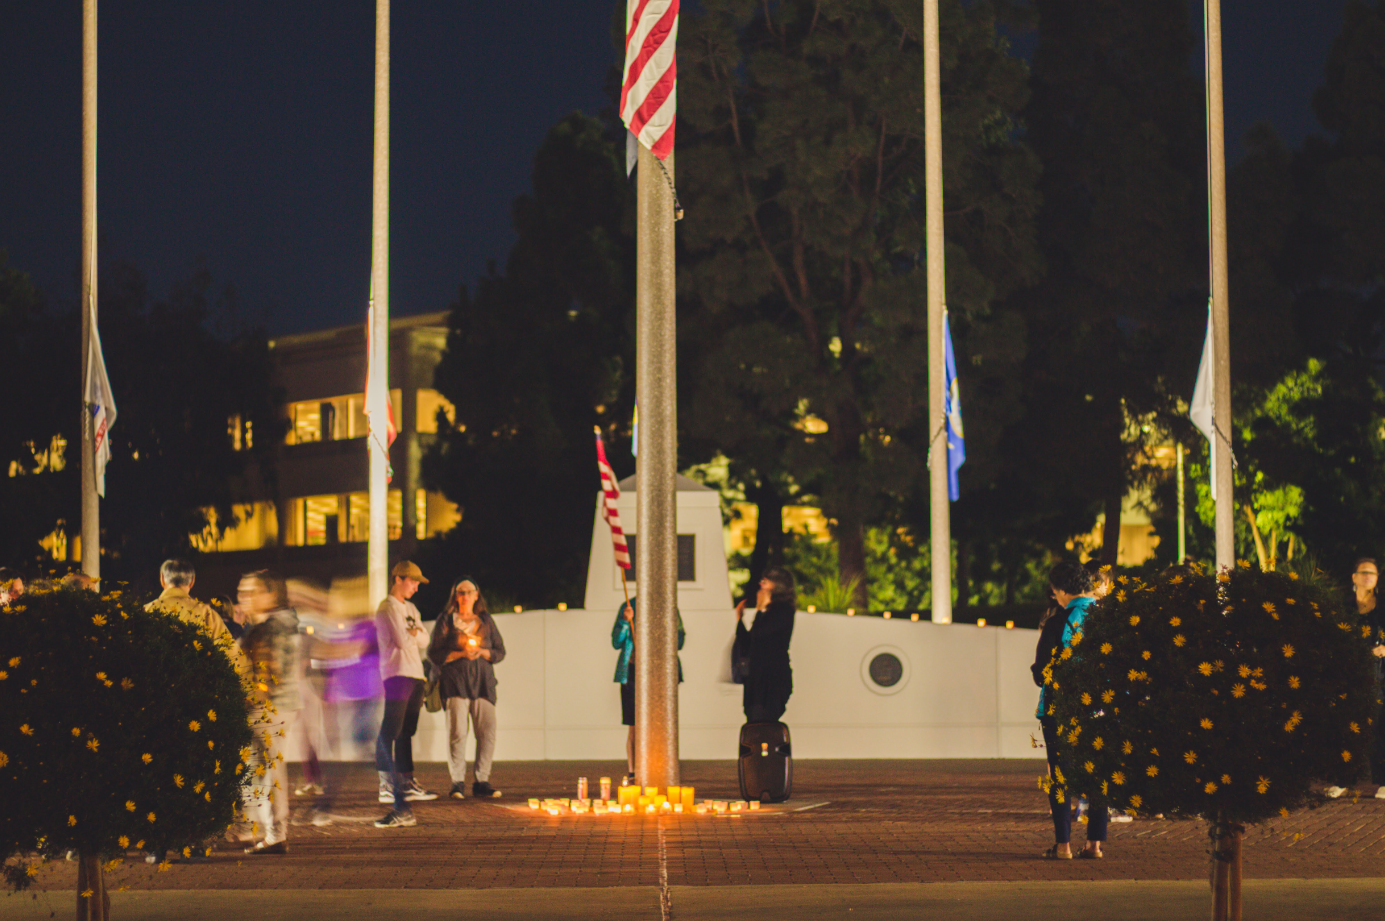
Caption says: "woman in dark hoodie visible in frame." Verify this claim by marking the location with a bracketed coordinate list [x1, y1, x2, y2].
[427, 577, 506, 799]
[735, 567, 796, 723]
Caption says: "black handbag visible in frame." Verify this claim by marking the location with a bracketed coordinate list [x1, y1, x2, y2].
[730, 632, 751, 684]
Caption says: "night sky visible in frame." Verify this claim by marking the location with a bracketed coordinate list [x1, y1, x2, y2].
[0, 1, 1352, 336]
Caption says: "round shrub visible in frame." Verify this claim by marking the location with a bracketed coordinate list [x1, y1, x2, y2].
[1047, 564, 1376, 823]
[1, 584, 253, 886]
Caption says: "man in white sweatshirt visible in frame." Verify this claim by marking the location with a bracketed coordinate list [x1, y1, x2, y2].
[373, 560, 438, 828]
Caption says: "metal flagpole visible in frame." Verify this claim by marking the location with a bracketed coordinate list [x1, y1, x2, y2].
[80, 0, 99, 580]
[633, 142, 679, 790]
[1176, 443, 1186, 563]
[924, 0, 952, 623]
[1204, 0, 1234, 572]
[367, 0, 391, 605]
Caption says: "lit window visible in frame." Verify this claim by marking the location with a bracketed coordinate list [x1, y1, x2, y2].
[284, 390, 399, 445]
[416, 389, 458, 434]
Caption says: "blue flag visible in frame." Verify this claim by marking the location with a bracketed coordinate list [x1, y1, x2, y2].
[944, 314, 965, 501]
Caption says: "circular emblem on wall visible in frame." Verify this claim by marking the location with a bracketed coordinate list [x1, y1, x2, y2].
[860, 645, 911, 696]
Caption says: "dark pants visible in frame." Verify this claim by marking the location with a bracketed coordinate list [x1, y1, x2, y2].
[1041, 715, 1108, 845]
[746, 702, 787, 723]
[376, 676, 424, 810]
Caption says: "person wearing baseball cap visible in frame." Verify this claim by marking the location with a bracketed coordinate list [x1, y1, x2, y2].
[373, 561, 438, 828]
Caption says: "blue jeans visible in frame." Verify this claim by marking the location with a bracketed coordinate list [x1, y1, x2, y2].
[1041, 715, 1108, 844]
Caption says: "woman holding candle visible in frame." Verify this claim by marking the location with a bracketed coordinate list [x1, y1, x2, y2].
[735, 568, 796, 723]
[428, 577, 506, 799]
[612, 596, 685, 786]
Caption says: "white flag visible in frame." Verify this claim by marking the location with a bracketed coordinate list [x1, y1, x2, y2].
[1189, 301, 1215, 502]
[83, 300, 117, 497]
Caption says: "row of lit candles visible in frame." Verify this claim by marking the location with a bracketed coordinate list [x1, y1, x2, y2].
[528, 795, 760, 816]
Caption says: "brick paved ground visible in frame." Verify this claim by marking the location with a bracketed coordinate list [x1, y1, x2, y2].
[23, 759, 1385, 898]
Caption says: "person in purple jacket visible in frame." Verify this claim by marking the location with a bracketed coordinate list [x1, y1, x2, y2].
[306, 615, 382, 825]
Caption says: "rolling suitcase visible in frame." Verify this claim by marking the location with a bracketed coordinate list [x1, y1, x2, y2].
[738, 721, 792, 802]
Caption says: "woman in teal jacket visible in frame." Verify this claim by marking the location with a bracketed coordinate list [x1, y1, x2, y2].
[612, 596, 684, 786]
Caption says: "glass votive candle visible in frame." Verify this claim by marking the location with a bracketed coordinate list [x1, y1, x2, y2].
[644, 786, 658, 798]
[638, 795, 651, 809]
[600, 777, 612, 801]
[673, 803, 684, 814]
[528, 798, 540, 809]
[695, 803, 708, 815]
[622, 803, 634, 814]
[749, 801, 761, 811]
[730, 801, 744, 812]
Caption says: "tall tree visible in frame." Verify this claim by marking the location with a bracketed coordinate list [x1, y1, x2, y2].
[677, 0, 1041, 605]
[425, 113, 636, 606]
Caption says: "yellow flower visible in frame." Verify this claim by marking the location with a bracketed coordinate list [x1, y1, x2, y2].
[1101, 781, 1109, 796]
[1054, 766, 1065, 784]
[1200, 718, 1213, 730]
[92, 614, 107, 626]
[1129, 615, 1140, 626]
[125, 801, 135, 812]
[1128, 669, 1141, 681]
[1101, 643, 1113, 655]
[1205, 781, 1218, 794]
[1343, 750, 1353, 762]
[1238, 664, 1251, 678]
[204, 791, 212, 802]
[182, 847, 192, 858]
[1262, 602, 1277, 618]
[19, 724, 32, 735]
[71, 727, 81, 737]
[1067, 731, 1080, 745]
[189, 720, 201, 732]
[193, 640, 202, 651]
[1221, 774, 1231, 785]
[1282, 644, 1295, 658]
[1198, 662, 1214, 676]
[173, 774, 185, 788]
[1173, 634, 1186, 647]
[215, 760, 221, 774]
[86, 738, 99, 752]
[68, 815, 77, 826]
[142, 753, 152, 764]
[1093, 737, 1105, 750]
[1351, 722, 1361, 734]
[121, 678, 134, 690]
[1111, 771, 1126, 786]
[1256, 777, 1270, 794]
[1231, 684, 1246, 698]
[1081, 692, 1092, 705]
[1142, 650, 1151, 660]
[147, 812, 157, 823]
[158, 860, 171, 872]
[1122, 741, 1133, 755]
[95, 672, 107, 681]
[80, 889, 94, 899]
[207, 709, 217, 722]
[1169, 617, 1181, 627]
[1071, 632, 1084, 646]
[118, 836, 129, 849]
[1129, 794, 1143, 808]
[194, 781, 204, 793]
[1084, 760, 1095, 773]
[6, 657, 17, 667]
[1150, 747, 1159, 757]
[1147, 765, 1159, 777]
[208, 740, 215, 750]
[0, 671, 7, 680]
[1184, 751, 1198, 764]
[1101, 690, 1115, 703]
[1288, 676, 1300, 689]
[1059, 648, 1073, 661]
[1214, 660, 1225, 671]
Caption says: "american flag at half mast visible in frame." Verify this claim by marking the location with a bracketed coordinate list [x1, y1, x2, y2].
[620, 0, 678, 160]
[594, 427, 632, 570]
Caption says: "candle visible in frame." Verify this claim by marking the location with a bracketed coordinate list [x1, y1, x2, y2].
[528, 798, 540, 809]
[681, 786, 695, 809]
[695, 803, 708, 815]
[600, 777, 612, 801]
[638, 795, 651, 809]
[644, 786, 658, 798]
[654, 795, 668, 808]
[659, 801, 672, 812]
[577, 777, 589, 800]
[622, 803, 634, 814]
[618, 785, 638, 806]
[668, 785, 681, 804]
[749, 801, 761, 811]
[730, 801, 743, 812]
[673, 803, 684, 814]
[645, 803, 657, 814]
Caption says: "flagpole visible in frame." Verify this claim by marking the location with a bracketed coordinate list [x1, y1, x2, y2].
[80, 0, 99, 580]
[633, 141, 679, 790]
[924, 0, 952, 623]
[1204, 0, 1234, 571]
[1176, 443, 1186, 562]
[367, 0, 391, 605]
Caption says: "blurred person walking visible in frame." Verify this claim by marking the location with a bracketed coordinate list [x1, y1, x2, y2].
[1035, 561, 1108, 859]
[428, 577, 506, 799]
[238, 570, 301, 855]
[735, 569, 796, 723]
[146, 559, 249, 680]
[612, 596, 685, 786]
[374, 561, 436, 828]
[1328, 558, 1385, 799]
[309, 613, 382, 825]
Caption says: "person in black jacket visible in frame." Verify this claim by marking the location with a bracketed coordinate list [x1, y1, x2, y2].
[735, 568, 796, 723]
[427, 577, 506, 799]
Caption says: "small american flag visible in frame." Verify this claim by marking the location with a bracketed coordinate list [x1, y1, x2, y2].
[594, 427, 631, 570]
[620, 0, 678, 160]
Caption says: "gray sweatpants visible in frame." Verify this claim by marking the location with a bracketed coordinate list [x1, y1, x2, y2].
[445, 697, 496, 783]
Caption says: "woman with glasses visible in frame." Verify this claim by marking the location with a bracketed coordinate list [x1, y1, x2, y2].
[427, 577, 506, 799]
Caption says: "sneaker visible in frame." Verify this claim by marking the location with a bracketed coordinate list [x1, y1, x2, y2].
[1376, 786, 1385, 799]
[472, 781, 502, 798]
[373, 809, 416, 828]
[245, 840, 288, 855]
[295, 782, 324, 796]
[449, 782, 466, 800]
[1325, 786, 1348, 799]
[404, 779, 438, 802]
[1109, 810, 1133, 823]
[378, 781, 393, 804]
[309, 808, 334, 827]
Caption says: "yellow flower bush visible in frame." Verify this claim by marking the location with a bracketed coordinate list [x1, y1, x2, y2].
[1049, 565, 1374, 825]
[1, 583, 253, 895]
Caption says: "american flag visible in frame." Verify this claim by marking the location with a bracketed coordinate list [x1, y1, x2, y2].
[594, 427, 632, 570]
[620, 0, 678, 160]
